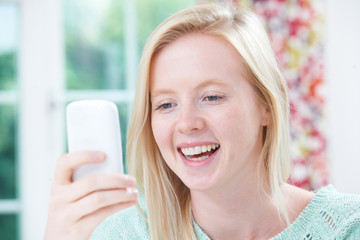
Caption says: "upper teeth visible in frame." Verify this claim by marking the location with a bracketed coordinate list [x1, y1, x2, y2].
[181, 144, 219, 156]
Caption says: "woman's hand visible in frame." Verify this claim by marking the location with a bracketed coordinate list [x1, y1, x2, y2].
[44, 151, 138, 240]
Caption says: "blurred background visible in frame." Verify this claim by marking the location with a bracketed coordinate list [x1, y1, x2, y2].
[0, 0, 359, 239]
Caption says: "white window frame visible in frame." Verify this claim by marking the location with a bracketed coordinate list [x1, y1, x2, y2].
[18, 0, 65, 239]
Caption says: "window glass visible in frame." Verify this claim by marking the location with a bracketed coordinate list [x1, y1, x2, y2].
[64, 0, 195, 166]
[0, 214, 18, 240]
[64, 0, 126, 90]
[0, 4, 18, 90]
[0, 3, 18, 199]
[136, 0, 194, 52]
[0, 52, 16, 90]
[65, 0, 194, 91]
[0, 3, 19, 240]
[0, 105, 17, 199]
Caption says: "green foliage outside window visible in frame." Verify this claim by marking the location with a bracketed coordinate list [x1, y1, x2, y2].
[0, 44, 18, 240]
[0, 53, 16, 90]
[0, 214, 18, 240]
[0, 52, 18, 201]
[64, 0, 126, 90]
[64, 0, 194, 90]
[136, 0, 194, 52]
[0, 105, 17, 199]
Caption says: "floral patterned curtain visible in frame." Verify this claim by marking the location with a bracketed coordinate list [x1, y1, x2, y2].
[204, 0, 329, 190]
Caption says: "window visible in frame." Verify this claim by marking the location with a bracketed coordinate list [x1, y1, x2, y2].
[64, 0, 194, 169]
[6, 0, 194, 239]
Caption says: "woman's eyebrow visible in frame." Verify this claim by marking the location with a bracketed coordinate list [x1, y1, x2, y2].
[195, 78, 229, 90]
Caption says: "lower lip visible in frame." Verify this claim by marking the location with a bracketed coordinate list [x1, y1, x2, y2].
[179, 148, 220, 167]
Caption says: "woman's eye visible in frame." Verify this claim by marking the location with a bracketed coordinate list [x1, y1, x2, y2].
[204, 95, 223, 101]
[155, 103, 174, 111]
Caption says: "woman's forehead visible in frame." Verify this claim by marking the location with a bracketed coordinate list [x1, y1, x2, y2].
[149, 33, 248, 88]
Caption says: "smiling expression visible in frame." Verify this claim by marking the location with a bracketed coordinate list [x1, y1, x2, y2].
[150, 33, 269, 192]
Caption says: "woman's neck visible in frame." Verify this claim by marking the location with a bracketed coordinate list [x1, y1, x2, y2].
[190, 182, 291, 240]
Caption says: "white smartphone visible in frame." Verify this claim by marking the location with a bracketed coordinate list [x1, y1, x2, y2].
[66, 100, 123, 181]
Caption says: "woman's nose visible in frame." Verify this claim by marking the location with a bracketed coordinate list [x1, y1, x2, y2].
[176, 104, 205, 134]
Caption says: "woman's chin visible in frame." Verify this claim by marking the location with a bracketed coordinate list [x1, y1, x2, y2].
[181, 174, 219, 192]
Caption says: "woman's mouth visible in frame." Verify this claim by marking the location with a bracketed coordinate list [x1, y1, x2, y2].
[178, 144, 220, 161]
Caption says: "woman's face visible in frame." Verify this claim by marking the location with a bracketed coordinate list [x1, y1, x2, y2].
[150, 33, 269, 192]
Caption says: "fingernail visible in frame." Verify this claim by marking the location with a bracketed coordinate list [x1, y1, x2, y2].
[126, 188, 139, 197]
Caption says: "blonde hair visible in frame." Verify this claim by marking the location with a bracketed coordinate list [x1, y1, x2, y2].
[127, 3, 290, 239]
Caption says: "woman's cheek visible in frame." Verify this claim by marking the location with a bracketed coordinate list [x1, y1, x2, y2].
[152, 115, 172, 149]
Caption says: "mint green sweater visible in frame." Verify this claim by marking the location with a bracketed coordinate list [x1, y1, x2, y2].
[91, 185, 360, 239]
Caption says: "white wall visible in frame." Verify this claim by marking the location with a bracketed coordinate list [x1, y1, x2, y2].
[326, 0, 360, 194]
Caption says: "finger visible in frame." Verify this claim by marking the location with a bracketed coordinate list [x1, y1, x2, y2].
[66, 174, 137, 203]
[71, 188, 138, 220]
[77, 201, 137, 239]
[54, 151, 105, 185]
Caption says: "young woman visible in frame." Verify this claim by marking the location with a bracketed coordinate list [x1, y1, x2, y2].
[45, 3, 360, 240]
